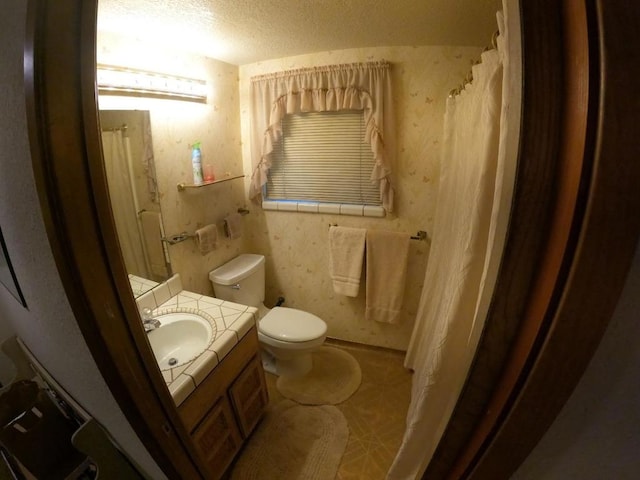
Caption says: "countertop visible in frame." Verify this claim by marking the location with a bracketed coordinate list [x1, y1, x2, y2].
[153, 290, 257, 406]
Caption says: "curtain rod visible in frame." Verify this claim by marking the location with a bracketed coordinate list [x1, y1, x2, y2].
[448, 30, 500, 98]
[251, 61, 390, 82]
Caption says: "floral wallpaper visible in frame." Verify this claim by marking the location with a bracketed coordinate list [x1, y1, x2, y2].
[239, 46, 481, 350]
[98, 32, 481, 351]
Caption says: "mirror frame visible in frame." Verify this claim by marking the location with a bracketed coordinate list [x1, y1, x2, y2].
[0, 226, 27, 308]
[24, 1, 640, 479]
[24, 0, 202, 477]
[429, 1, 640, 477]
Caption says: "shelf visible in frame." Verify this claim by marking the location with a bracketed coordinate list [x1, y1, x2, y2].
[177, 174, 244, 192]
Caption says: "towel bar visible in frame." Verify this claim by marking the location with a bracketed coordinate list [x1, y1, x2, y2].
[328, 224, 428, 241]
[411, 231, 428, 241]
[162, 232, 194, 245]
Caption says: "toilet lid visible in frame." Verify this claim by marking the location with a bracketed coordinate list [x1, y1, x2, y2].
[259, 307, 327, 343]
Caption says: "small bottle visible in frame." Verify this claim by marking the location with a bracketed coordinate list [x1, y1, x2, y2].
[191, 142, 204, 185]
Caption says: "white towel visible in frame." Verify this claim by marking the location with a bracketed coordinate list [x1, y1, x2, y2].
[329, 226, 366, 297]
[195, 224, 218, 255]
[140, 211, 168, 277]
[365, 230, 410, 324]
[224, 213, 243, 239]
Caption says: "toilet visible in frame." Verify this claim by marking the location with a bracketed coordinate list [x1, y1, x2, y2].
[209, 254, 327, 377]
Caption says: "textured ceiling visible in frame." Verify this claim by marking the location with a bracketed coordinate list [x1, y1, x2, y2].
[98, 0, 503, 65]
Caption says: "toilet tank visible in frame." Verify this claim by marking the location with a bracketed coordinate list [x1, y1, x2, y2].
[209, 254, 265, 308]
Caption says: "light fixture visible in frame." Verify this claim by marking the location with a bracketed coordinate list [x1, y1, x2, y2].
[97, 65, 208, 102]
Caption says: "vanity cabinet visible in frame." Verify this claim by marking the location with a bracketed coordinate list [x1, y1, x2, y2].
[178, 326, 268, 479]
[229, 355, 269, 437]
[191, 396, 243, 480]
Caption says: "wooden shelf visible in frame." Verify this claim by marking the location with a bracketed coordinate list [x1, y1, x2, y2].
[177, 174, 244, 192]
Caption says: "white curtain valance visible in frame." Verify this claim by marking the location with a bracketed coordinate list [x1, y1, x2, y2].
[249, 61, 395, 211]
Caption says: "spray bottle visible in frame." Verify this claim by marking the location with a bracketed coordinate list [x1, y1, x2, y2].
[191, 141, 203, 185]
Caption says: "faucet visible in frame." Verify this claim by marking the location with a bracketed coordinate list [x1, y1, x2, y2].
[141, 308, 161, 333]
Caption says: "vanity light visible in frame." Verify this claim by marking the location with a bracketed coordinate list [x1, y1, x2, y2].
[97, 65, 208, 102]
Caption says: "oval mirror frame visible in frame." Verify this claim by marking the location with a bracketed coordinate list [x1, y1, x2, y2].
[23, 1, 640, 479]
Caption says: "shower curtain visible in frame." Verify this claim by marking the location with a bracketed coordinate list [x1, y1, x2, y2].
[101, 130, 149, 279]
[388, 3, 519, 478]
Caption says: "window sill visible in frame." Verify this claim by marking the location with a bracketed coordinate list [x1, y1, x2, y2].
[262, 201, 385, 218]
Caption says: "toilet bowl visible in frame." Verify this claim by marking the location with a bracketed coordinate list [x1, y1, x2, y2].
[209, 254, 327, 377]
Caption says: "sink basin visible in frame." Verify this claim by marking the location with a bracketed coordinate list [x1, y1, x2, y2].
[147, 311, 214, 370]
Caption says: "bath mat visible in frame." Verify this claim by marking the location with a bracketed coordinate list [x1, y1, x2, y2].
[276, 346, 362, 405]
[230, 400, 348, 480]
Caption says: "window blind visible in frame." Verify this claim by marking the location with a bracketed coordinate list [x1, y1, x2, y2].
[266, 111, 380, 205]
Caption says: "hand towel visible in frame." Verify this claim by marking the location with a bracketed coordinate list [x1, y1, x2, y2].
[140, 211, 168, 277]
[329, 226, 366, 297]
[224, 213, 243, 239]
[365, 230, 411, 323]
[195, 224, 218, 255]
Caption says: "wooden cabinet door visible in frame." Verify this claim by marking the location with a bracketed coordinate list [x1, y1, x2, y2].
[229, 355, 269, 437]
[192, 396, 243, 480]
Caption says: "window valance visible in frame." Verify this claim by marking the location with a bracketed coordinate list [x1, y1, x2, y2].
[249, 61, 395, 211]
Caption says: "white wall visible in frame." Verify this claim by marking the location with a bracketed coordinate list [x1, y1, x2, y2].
[512, 239, 640, 479]
[0, 2, 165, 478]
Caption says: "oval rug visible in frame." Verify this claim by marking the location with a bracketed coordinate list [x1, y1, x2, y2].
[276, 346, 362, 405]
[231, 400, 348, 480]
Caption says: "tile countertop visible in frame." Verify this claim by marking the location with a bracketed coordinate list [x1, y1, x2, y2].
[128, 273, 159, 298]
[152, 290, 258, 406]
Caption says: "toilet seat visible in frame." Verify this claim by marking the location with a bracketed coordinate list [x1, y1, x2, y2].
[257, 331, 325, 352]
[259, 307, 327, 343]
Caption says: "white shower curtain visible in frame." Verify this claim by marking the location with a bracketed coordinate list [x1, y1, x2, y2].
[387, 4, 519, 478]
[101, 130, 149, 279]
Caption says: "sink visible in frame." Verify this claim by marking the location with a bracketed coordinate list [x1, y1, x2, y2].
[147, 311, 215, 370]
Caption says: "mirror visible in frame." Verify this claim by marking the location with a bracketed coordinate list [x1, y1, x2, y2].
[92, 2, 521, 477]
[98, 110, 171, 297]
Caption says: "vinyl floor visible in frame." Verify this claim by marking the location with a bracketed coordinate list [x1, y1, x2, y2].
[264, 339, 413, 480]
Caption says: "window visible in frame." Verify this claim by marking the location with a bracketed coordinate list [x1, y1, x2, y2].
[249, 62, 394, 212]
[265, 111, 380, 207]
